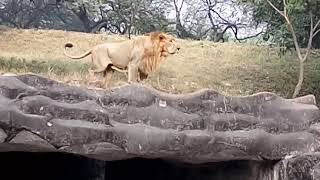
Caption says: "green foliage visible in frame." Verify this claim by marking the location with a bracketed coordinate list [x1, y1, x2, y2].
[76, 0, 172, 34]
[239, 0, 320, 48]
[0, 0, 171, 34]
[2, 48, 320, 105]
[0, 57, 89, 76]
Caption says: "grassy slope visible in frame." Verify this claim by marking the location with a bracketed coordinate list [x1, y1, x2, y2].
[0, 25, 320, 102]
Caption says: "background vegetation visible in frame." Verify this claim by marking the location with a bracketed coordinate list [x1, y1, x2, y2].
[0, 0, 320, 103]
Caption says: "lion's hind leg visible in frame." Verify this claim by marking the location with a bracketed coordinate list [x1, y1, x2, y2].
[90, 50, 113, 76]
[88, 67, 106, 77]
[103, 65, 116, 89]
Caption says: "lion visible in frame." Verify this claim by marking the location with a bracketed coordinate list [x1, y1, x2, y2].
[63, 31, 180, 87]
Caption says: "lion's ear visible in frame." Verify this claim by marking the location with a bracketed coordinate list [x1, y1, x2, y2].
[158, 34, 166, 41]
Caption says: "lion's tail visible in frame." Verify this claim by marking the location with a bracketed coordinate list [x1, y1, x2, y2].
[110, 66, 128, 73]
[63, 43, 92, 59]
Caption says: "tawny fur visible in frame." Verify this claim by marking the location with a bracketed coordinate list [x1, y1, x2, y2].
[63, 31, 180, 87]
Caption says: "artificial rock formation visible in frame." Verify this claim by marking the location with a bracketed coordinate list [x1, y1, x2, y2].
[0, 73, 319, 180]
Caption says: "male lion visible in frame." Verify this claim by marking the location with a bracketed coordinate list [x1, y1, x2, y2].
[63, 31, 180, 87]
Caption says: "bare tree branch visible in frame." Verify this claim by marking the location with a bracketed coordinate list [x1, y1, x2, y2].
[266, 0, 302, 60]
[234, 30, 264, 42]
[303, 11, 315, 62]
[313, 28, 320, 38]
[267, 0, 319, 98]
[267, 0, 291, 23]
[312, 19, 320, 38]
[179, 0, 185, 13]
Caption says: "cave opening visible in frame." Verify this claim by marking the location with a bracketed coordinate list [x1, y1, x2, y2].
[106, 157, 278, 180]
[0, 152, 279, 180]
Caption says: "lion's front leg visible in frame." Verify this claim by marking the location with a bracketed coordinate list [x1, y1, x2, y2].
[138, 70, 148, 82]
[127, 62, 139, 83]
[104, 69, 114, 89]
[88, 69, 95, 79]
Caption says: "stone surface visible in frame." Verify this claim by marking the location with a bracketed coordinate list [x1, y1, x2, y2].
[0, 73, 320, 179]
[9, 130, 56, 150]
[0, 128, 7, 143]
[274, 153, 320, 180]
[313, 162, 320, 180]
[288, 94, 317, 105]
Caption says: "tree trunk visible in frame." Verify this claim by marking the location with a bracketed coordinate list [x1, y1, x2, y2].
[71, 4, 92, 33]
[292, 60, 304, 98]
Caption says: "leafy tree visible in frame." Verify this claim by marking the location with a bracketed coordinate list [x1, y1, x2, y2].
[171, 0, 264, 41]
[0, 0, 61, 28]
[239, 0, 320, 49]
[0, 0, 171, 35]
[68, 0, 171, 35]
[240, 0, 320, 98]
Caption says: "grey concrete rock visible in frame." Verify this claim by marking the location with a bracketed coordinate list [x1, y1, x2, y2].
[274, 153, 320, 180]
[9, 130, 56, 150]
[313, 162, 320, 180]
[0, 73, 320, 180]
[0, 73, 319, 163]
[0, 128, 7, 143]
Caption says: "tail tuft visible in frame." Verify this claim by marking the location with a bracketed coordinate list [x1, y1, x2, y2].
[65, 43, 73, 48]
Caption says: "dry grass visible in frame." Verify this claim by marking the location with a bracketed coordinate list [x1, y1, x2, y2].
[1, 25, 320, 101]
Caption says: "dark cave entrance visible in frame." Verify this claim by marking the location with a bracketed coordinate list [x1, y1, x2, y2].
[0, 152, 277, 180]
[107, 158, 277, 180]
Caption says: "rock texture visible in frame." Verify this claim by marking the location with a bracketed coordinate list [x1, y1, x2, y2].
[0, 73, 320, 180]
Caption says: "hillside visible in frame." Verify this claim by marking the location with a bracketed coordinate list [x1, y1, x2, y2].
[0, 25, 320, 102]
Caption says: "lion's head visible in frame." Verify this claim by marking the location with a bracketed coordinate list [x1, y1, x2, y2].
[152, 32, 180, 57]
[140, 31, 180, 75]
